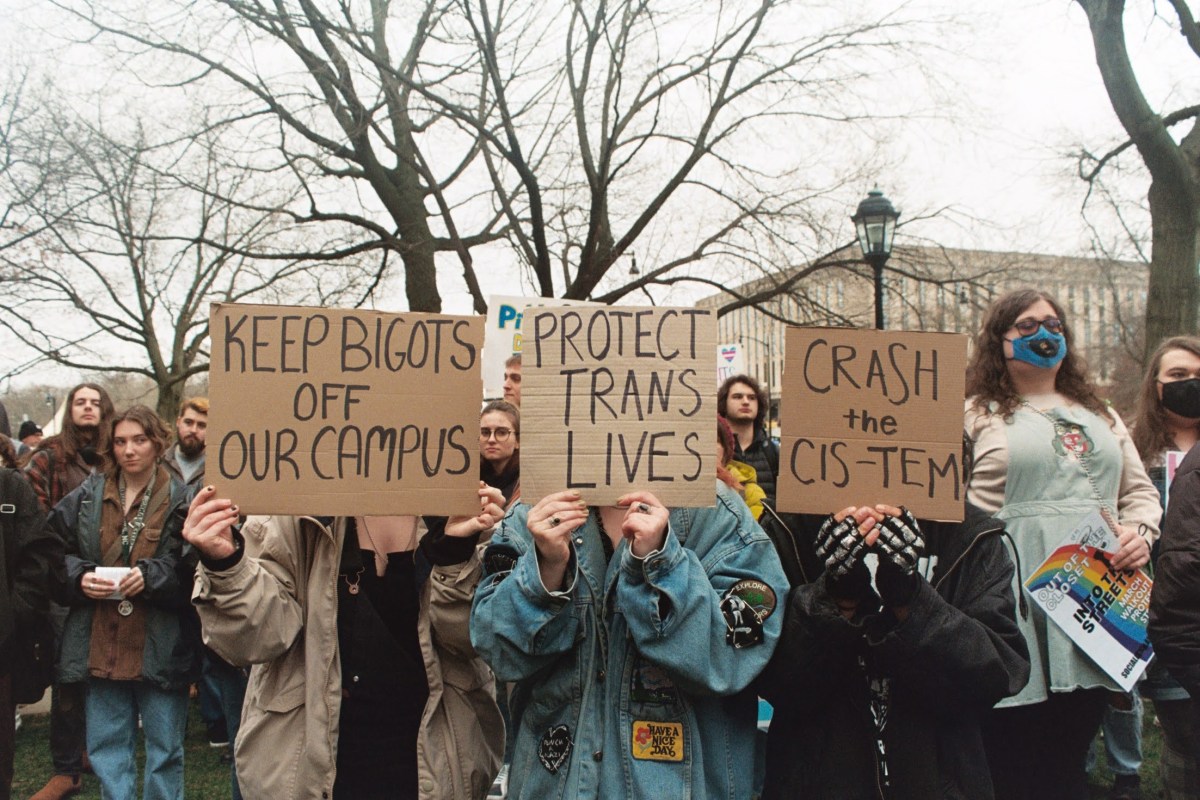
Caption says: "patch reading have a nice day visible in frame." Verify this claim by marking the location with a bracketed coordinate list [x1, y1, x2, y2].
[631, 721, 684, 762]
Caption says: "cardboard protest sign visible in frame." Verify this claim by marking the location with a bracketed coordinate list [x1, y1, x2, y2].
[1025, 511, 1154, 691]
[521, 306, 717, 506]
[208, 303, 484, 516]
[777, 327, 967, 521]
[481, 295, 600, 398]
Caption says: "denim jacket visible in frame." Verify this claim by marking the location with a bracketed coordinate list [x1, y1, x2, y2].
[471, 481, 788, 800]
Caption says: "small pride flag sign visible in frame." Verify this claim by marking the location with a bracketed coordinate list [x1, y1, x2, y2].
[1025, 511, 1154, 691]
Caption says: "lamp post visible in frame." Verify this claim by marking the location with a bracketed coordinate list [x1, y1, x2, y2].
[851, 188, 900, 330]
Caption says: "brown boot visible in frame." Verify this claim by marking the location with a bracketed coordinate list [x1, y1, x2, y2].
[27, 774, 82, 800]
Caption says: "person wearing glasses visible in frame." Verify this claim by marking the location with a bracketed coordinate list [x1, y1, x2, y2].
[964, 289, 1160, 800]
[479, 401, 521, 508]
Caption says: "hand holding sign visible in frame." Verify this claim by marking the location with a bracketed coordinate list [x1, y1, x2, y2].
[529, 490, 588, 591]
[616, 491, 670, 558]
[445, 483, 508, 538]
[1110, 524, 1150, 572]
[184, 486, 240, 561]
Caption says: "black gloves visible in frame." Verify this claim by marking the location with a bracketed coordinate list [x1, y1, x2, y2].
[815, 514, 870, 578]
[874, 508, 923, 575]
[816, 507, 925, 608]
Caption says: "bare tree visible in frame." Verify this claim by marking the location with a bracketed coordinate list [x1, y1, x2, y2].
[1074, 0, 1200, 359]
[0, 103, 376, 418]
[46, 0, 944, 315]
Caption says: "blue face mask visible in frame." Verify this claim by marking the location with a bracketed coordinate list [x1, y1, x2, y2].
[1009, 327, 1067, 369]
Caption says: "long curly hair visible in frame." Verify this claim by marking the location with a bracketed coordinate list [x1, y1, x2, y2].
[965, 288, 1108, 421]
[1131, 335, 1200, 463]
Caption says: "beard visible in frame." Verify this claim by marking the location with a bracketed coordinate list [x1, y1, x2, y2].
[177, 436, 205, 458]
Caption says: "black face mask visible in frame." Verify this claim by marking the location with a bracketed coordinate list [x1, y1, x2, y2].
[1161, 378, 1200, 419]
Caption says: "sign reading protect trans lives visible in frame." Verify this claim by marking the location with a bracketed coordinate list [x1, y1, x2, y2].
[208, 302, 483, 516]
[1025, 511, 1154, 692]
[521, 306, 717, 506]
[776, 327, 968, 521]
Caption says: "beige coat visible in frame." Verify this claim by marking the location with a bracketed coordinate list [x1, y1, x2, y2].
[192, 515, 503, 800]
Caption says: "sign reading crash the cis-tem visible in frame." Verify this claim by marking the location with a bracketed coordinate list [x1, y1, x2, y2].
[208, 303, 483, 516]
[521, 306, 717, 507]
[777, 327, 967, 522]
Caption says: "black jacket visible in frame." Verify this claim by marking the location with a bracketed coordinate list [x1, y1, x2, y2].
[0, 469, 64, 672]
[1150, 445, 1200, 691]
[758, 506, 1030, 800]
[734, 425, 779, 506]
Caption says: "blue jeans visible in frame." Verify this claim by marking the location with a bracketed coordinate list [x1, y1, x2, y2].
[86, 679, 188, 800]
[1087, 690, 1143, 777]
[205, 654, 248, 800]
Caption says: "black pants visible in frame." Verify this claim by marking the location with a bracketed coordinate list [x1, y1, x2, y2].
[48, 606, 85, 775]
[983, 689, 1108, 800]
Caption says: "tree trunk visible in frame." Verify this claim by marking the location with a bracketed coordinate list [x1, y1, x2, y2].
[156, 377, 186, 425]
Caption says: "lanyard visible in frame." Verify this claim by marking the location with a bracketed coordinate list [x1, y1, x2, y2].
[118, 471, 156, 564]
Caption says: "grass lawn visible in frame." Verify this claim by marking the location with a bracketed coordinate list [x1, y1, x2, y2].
[8, 694, 1173, 799]
[12, 700, 233, 799]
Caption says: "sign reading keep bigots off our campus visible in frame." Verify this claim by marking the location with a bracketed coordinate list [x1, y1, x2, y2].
[521, 306, 718, 507]
[207, 302, 484, 517]
[776, 327, 968, 522]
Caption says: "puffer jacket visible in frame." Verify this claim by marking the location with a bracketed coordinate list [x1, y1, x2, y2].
[733, 426, 779, 506]
[759, 506, 1030, 800]
[0, 469, 63, 676]
[192, 515, 502, 800]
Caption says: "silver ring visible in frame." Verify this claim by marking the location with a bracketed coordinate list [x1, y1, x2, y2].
[550, 516, 561, 527]
[636, 503, 651, 514]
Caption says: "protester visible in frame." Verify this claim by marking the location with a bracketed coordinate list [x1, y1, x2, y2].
[184, 486, 506, 800]
[717, 415, 765, 520]
[758, 497, 1029, 799]
[160, 396, 247, 795]
[965, 289, 1160, 800]
[1, 468, 63, 800]
[1141, 336, 1200, 800]
[471, 482, 788, 799]
[162, 398, 207, 490]
[480, 400, 521, 506]
[717, 374, 779, 506]
[27, 382, 115, 800]
[502, 354, 522, 406]
[51, 405, 198, 800]
[17, 421, 43, 458]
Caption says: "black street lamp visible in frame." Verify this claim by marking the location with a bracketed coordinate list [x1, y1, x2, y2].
[851, 188, 900, 330]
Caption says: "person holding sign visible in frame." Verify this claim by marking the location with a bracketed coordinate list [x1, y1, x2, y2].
[757, 498, 1029, 800]
[184, 486, 506, 800]
[470, 482, 788, 800]
[964, 289, 1160, 800]
[1143, 336, 1200, 799]
[50, 406, 198, 800]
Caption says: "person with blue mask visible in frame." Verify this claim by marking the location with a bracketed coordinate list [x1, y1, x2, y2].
[964, 289, 1161, 800]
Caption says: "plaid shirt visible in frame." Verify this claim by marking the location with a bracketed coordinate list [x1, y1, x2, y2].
[23, 439, 91, 513]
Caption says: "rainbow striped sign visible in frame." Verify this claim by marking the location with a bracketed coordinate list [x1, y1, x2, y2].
[1024, 511, 1153, 691]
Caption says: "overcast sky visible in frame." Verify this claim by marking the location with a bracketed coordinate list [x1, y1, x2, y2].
[0, 0, 1193, 384]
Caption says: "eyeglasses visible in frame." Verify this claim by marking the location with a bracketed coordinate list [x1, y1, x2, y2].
[1012, 317, 1064, 336]
[480, 427, 513, 442]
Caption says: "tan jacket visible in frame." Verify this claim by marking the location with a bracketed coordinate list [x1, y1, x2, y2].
[192, 515, 503, 800]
